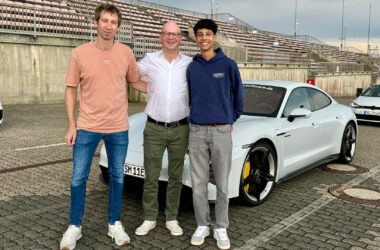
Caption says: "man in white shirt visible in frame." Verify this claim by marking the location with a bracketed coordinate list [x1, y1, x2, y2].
[135, 21, 192, 237]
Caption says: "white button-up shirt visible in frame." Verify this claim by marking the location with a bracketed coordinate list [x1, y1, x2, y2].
[138, 50, 192, 122]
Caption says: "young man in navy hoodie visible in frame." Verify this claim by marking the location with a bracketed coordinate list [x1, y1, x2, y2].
[186, 19, 244, 250]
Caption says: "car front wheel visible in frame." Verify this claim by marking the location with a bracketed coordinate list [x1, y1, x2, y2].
[239, 141, 277, 206]
[339, 122, 356, 164]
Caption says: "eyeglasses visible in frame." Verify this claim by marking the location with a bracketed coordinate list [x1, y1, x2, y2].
[160, 32, 181, 38]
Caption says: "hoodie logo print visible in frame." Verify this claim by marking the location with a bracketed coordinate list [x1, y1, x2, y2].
[213, 73, 224, 79]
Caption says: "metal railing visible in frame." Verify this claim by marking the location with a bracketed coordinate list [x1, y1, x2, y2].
[133, 37, 199, 58]
[294, 35, 326, 45]
[247, 47, 310, 64]
[0, 2, 132, 43]
[122, 0, 207, 17]
[309, 62, 369, 74]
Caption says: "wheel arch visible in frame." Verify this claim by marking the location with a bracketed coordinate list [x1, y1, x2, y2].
[229, 137, 279, 199]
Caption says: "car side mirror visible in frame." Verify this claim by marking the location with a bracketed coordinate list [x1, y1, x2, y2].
[287, 108, 311, 122]
[356, 88, 363, 97]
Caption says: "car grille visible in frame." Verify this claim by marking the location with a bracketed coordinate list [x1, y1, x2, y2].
[356, 114, 380, 121]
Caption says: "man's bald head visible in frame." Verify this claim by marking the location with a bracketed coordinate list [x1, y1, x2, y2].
[161, 21, 181, 33]
[160, 21, 182, 55]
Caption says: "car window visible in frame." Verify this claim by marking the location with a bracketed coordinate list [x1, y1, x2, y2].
[362, 85, 380, 97]
[243, 85, 286, 117]
[307, 88, 331, 111]
[283, 87, 311, 117]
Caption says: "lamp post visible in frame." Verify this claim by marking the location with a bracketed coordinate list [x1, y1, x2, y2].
[210, 0, 214, 19]
[367, 4, 371, 55]
[293, 0, 297, 38]
[340, 0, 345, 50]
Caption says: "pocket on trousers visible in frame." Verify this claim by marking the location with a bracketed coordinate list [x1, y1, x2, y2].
[216, 125, 230, 133]
[190, 124, 200, 133]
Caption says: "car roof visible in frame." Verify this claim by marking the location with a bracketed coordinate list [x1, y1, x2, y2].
[242, 80, 310, 90]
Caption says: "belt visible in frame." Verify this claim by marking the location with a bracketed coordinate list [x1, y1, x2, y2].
[147, 116, 188, 128]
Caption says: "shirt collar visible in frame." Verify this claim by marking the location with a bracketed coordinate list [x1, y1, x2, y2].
[159, 50, 183, 62]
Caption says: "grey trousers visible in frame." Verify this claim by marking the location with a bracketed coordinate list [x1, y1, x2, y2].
[189, 124, 232, 229]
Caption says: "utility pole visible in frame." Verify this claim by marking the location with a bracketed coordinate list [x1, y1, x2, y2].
[340, 0, 344, 50]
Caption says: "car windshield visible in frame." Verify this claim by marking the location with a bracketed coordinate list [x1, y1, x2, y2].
[243, 84, 286, 117]
[362, 85, 380, 97]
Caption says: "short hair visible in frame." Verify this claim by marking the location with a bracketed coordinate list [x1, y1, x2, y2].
[193, 19, 218, 35]
[94, 3, 122, 27]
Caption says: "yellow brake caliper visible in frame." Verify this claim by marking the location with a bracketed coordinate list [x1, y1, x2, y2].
[243, 160, 251, 192]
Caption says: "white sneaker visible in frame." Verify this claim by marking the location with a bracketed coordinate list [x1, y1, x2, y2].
[166, 220, 183, 236]
[108, 221, 130, 246]
[190, 226, 210, 246]
[135, 220, 156, 236]
[60, 225, 82, 250]
[214, 228, 230, 249]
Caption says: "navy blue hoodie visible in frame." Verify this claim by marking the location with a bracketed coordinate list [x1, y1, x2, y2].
[186, 48, 244, 125]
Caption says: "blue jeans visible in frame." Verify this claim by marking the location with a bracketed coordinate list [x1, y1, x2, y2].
[69, 129, 129, 226]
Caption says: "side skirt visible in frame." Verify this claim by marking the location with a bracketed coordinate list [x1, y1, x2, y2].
[277, 154, 340, 184]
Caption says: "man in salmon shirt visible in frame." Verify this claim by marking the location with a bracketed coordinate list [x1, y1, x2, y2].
[60, 3, 146, 250]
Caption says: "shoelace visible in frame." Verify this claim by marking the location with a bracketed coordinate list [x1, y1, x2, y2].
[63, 226, 79, 238]
[142, 221, 155, 227]
[194, 226, 208, 237]
[215, 229, 228, 240]
[111, 224, 127, 241]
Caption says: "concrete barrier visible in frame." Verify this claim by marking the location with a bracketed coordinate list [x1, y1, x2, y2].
[0, 34, 372, 104]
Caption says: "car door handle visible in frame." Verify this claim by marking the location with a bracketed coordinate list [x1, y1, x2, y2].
[312, 121, 319, 127]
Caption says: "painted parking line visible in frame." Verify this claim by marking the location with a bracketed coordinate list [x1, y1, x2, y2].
[15, 142, 66, 151]
[236, 166, 380, 250]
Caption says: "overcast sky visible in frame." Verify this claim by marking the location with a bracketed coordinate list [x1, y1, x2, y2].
[143, 0, 380, 47]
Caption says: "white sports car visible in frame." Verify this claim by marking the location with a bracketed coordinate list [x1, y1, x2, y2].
[99, 80, 357, 205]
[351, 84, 380, 123]
[0, 101, 3, 125]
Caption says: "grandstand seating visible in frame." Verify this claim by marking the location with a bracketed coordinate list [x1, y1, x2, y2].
[0, 0, 371, 64]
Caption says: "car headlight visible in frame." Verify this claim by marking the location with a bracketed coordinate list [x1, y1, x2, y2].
[351, 102, 359, 108]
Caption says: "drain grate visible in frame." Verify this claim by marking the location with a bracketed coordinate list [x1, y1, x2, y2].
[329, 185, 380, 206]
[320, 163, 369, 175]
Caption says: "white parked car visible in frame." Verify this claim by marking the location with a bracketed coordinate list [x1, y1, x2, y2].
[0, 101, 3, 125]
[351, 84, 380, 123]
[99, 80, 357, 205]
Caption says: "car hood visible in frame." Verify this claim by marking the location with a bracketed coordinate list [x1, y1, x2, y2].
[354, 96, 380, 107]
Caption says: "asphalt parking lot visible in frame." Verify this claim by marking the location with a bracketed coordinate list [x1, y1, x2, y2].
[0, 97, 379, 250]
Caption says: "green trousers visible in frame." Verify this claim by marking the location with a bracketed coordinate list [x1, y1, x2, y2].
[142, 121, 189, 221]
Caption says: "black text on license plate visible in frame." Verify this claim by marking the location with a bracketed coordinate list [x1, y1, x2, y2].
[124, 164, 145, 178]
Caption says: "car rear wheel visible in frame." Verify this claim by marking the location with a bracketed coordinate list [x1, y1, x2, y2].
[99, 165, 109, 185]
[339, 122, 356, 164]
[239, 141, 277, 206]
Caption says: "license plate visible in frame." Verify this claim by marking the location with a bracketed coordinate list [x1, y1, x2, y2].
[124, 163, 145, 178]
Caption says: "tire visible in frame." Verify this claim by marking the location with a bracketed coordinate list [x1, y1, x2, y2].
[99, 165, 109, 185]
[338, 122, 356, 164]
[239, 141, 277, 206]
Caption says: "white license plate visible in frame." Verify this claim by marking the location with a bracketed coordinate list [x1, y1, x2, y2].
[124, 163, 145, 178]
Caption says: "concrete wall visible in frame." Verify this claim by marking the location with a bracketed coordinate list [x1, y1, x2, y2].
[238, 63, 308, 82]
[313, 72, 372, 97]
[0, 34, 87, 105]
[0, 34, 372, 104]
